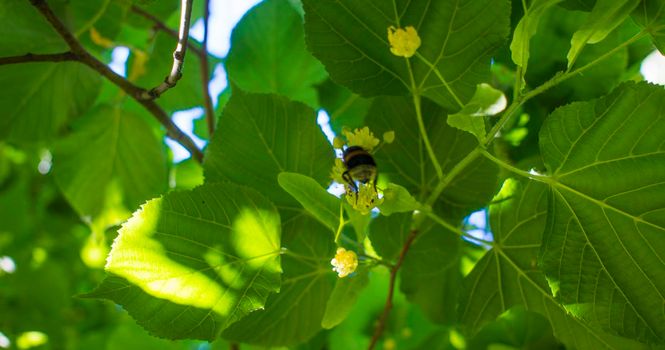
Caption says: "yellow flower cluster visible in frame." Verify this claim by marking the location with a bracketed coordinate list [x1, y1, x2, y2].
[345, 183, 383, 215]
[387, 26, 421, 58]
[331, 247, 358, 278]
[341, 127, 380, 152]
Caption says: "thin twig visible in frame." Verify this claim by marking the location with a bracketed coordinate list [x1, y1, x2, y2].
[368, 229, 419, 350]
[0, 52, 79, 65]
[200, 0, 216, 135]
[141, 0, 194, 100]
[129, 5, 203, 57]
[27, 0, 203, 162]
[131, 2, 216, 135]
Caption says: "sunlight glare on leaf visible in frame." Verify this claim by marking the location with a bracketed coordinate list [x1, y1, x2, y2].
[0, 332, 8, 349]
[0, 256, 16, 274]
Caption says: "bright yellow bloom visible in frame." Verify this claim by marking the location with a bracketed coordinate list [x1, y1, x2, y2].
[387, 26, 421, 58]
[330, 158, 346, 183]
[331, 247, 358, 278]
[345, 183, 383, 215]
[342, 126, 380, 152]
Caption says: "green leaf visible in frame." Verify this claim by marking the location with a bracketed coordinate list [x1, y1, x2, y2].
[226, 0, 327, 108]
[316, 79, 372, 135]
[278, 172, 340, 232]
[566, 0, 640, 69]
[539, 81, 665, 343]
[222, 215, 335, 346]
[510, 0, 563, 73]
[322, 267, 370, 329]
[459, 178, 645, 349]
[400, 219, 462, 325]
[343, 203, 372, 243]
[631, 0, 665, 54]
[369, 212, 412, 261]
[447, 83, 507, 143]
[54, 105, 168, 218]
[84, 183, 282, 340]
[366, 96, 499, 221]
[0, 0, 65, 55]
[204, 88, 333, 218]
[467, 307, 560, 350]
[378, 183, 420, 216]
[0, 62, 100, 144]
[302, 0, 510, 110]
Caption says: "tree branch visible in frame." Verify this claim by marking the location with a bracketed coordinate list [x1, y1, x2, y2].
[368, 229, 419, 350]
[200, 0, 216, 135]
[140, 0, 194, 100]
[27, 0, 203, 162]
[130, 4, 203, 58]
[131, 2, 216, 135]
[0, 52, 79, 65]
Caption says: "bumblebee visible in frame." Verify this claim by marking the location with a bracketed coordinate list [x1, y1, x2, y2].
[342, 145, 378, 193]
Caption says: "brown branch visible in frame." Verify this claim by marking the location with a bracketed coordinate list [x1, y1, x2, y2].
[129, 5, 203, 58]
[0, 52, 79, 65]
[367, 229, 419, 350]
[140, 0, 194, 100]
[200, 0, 216, 135]
[26, 0, 203, 162]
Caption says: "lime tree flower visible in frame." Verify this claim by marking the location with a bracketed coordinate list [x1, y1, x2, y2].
[330, 158, 346, 183]
[331, 247, 358, 278]
[342, 126, 380, 152]
[345, 184, 383, 215]
[387, 26, 421, 58]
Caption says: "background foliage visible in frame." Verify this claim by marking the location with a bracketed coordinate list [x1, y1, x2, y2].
[0, 0, 664, 349]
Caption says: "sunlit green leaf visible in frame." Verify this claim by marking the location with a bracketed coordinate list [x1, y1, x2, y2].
[204, 88, 333, 218]
[566, 0, 640, 69]
[54, 105, 168, 218]
[302, 0, 510, 110]
[85, 183, 282, 340]
[378, 183, 420, 216]
[222, 215, 335, 346]
[0, 62, 100, 144]
[459, 178, 646, 349]
[539, 81, 665, 343]
[226, 0, 327, 108]
[510, 0, 563, 74]
[278, 172, 340, 233]
[322, 267, 370, 329]
[447, 83, 507, 143]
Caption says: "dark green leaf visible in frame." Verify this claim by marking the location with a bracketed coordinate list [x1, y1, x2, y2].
[54, 105, 168, 218]
[631, 0, 665, 54]
[222, 215, 335, 346]
[226, 0, 327, 108]
[0, 62, 100, 144]
[400, 219, 462, 325]
[204, 89, 333, 218]
[539, 81, 665, 343]
[278, 172, 340, 232]
[370, 212, 412, 261]
[85, 183, 282, 340]
[302, 0, 510, 110]
[316, 79, 372, 135]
